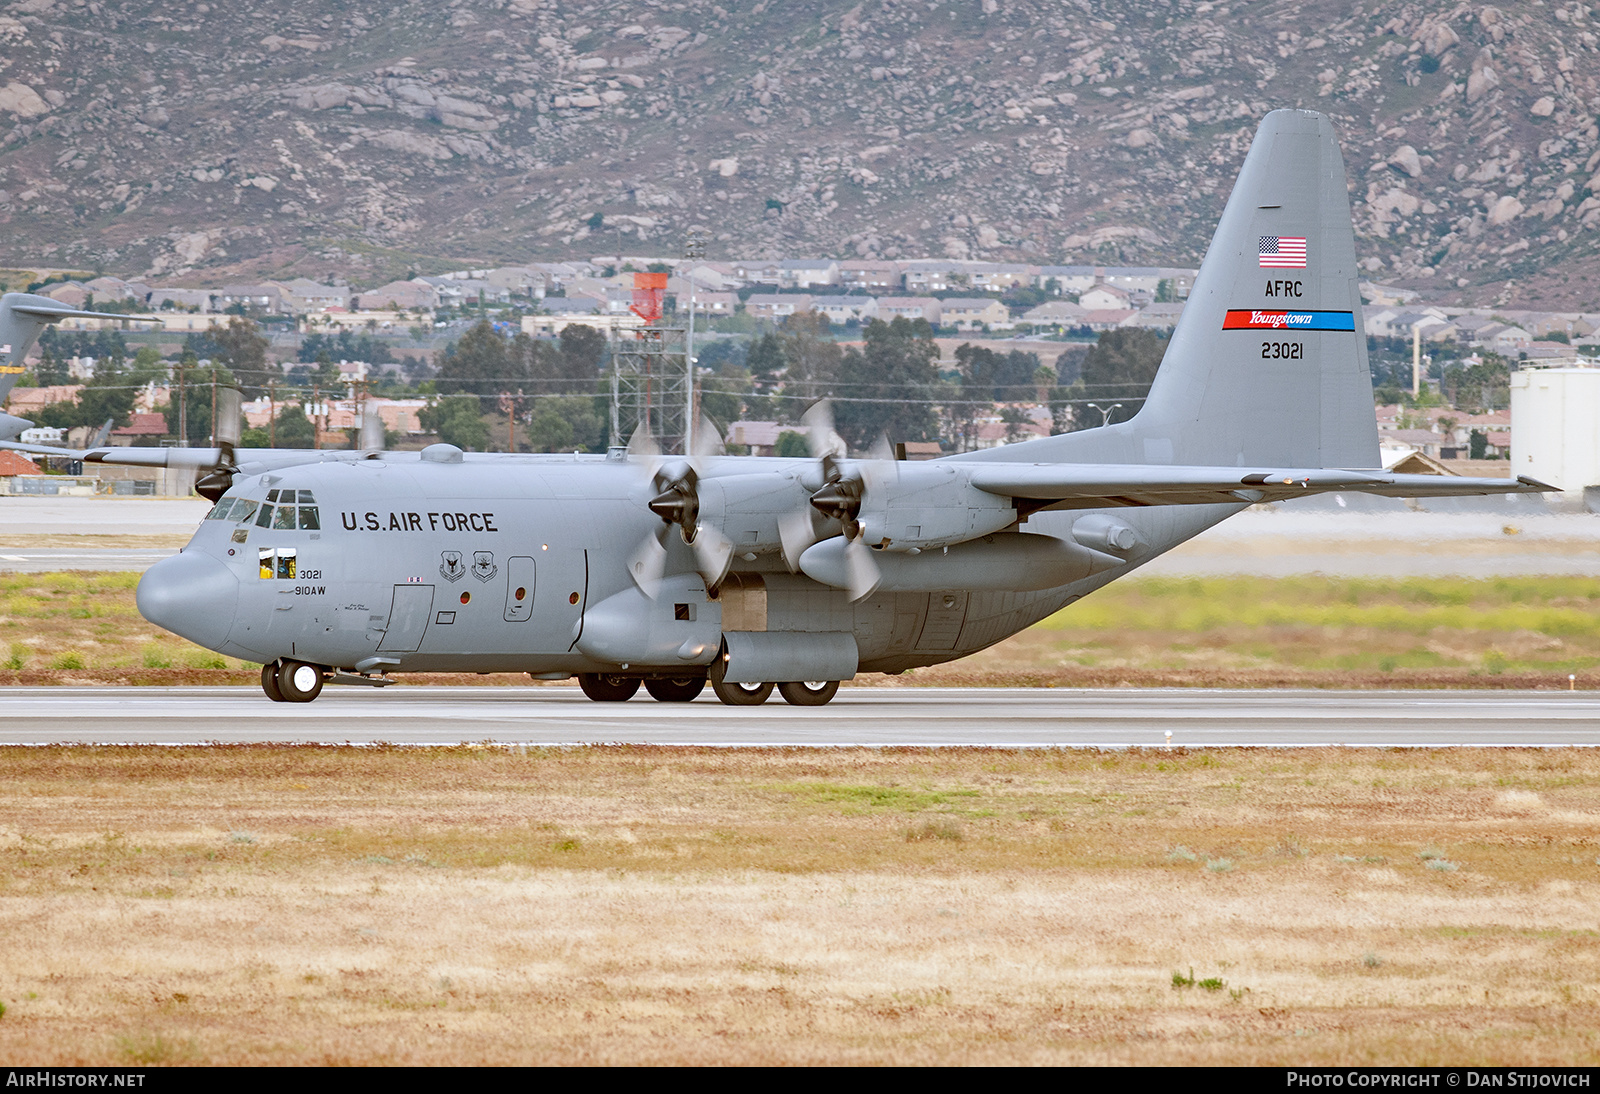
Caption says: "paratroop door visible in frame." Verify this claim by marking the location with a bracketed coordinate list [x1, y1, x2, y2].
[378, 584, 434, 652]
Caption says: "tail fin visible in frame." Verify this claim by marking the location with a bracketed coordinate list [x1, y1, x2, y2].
[0, 292, 157, 408]
[1135, 109, 1378, 469]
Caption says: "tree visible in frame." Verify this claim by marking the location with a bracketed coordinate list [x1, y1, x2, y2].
[418, 394, 489, 451]
[34, 342, 68, 386]
[832, 317, 941, 451]
[435, 319, 518, 409]
[557, 324, 607, 391]
[744, 332, 784, 419]
[776, 310, 841, 420]
[212, 317, 273, 394]
[242, 403, 315, 448]
[1074, 328, 1168, 424]
[525, 395, 605, 452]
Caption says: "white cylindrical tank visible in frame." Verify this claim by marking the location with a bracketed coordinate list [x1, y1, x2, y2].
[1510, 365, 1600, 501]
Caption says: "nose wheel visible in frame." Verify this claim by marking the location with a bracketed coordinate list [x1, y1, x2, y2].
[262, 659, 325, 703]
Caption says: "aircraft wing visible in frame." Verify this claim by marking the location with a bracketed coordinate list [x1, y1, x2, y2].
[0, 440, 373, 474]
[966, 464, 1555, 508]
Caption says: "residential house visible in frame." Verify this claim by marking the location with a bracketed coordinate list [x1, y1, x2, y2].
[35, 281, 92, 307]
[1121, 302, 1186, 331]
[966, 263, 1032, 292]
[148, 288, 216, 312]
[1034, 266, 1097, 295]
[838, 261, 901, 291]
[939, 298, 1012, 330]
[109, 412, 169, 446]
[778, 259, 840, 290]
[901, 261, 965, 293]
[2, 386, 84, 416]
[1077, 284, 1132, 311]
[876, 297, 943, 325]
[1020, 300, 1089, 327]
[1080, 309, 1137, 331]
[745, 294, 815, 320]
[725, 420, 809, 456]
[355, 280, 438, 312]
[277, 279, 351, 313]
[1099, 267, 1165, 295]
[730, 259, 782, 286]
[812, 296, 878, 325]
[539, 296, 605, 317]
[483, 266, 546, 298]
[679, 291, 738, 316]
[218, 284, 291, 314]
[521, 313, 643, 337]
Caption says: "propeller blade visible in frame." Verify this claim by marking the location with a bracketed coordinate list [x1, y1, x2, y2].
[359, 402, 385, 451]
[626, 528, 668, 599]
[843, 537, 882, 602]
[691, 524, 734, 593]
[627, 424, 660, 460]
[213, 386, 243, 448]
[690, 413, 725, 459]
[778, 507, 822, 573]
[867, 432, 896, 464]
[802, 400, 846, 460]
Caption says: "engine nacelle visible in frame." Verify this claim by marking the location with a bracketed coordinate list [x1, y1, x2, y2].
[799, 531, 1122, 593]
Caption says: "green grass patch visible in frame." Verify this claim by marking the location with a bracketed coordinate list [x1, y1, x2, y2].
[775, 782, 982, 813]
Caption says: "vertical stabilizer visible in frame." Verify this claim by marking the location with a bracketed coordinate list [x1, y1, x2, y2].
[0, 292, 156, 410]
[1134, 109, 1378, 469]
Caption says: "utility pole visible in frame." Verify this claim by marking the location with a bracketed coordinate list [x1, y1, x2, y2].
[1411, 321, 1422, 398]
[209, 366, 217, 447]
[175, 358, 186, 446]
[682, 226, 708, 454]
[268, 381, 276, 448]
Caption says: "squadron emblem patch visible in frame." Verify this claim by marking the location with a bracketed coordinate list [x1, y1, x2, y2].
[472, 551, 498, 582]
[440, 550, 466, 582]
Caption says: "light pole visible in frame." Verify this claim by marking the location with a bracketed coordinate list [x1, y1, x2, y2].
[1086, 402, 1122, 428]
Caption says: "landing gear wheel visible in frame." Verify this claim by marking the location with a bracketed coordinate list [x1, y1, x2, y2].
[644, 676, 706, 702]
[777, 680, 839, 706]
[276, 660, 325, 703]
[261, 661, 286, 702]
[711, 678, 774, 706]
[578, 673, 641, 702]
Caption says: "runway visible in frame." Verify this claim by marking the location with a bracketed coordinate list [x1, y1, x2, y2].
[1, 686, 1595, 747]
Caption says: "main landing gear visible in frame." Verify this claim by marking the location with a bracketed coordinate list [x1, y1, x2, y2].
[577, 671, 841, 706]
[261, 659, 325, 703]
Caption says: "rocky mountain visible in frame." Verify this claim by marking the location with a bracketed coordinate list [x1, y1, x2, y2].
[0, 0, 1597, 307]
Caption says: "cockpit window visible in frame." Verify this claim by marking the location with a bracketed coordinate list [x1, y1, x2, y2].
[298, 506, 321, 530]
[272, 505, 298, 530]
[207, 498, 262, 523]
[255, 503, 275, 528]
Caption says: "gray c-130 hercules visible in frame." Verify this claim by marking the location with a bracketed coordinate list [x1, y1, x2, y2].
[0, 110, 1552, 705]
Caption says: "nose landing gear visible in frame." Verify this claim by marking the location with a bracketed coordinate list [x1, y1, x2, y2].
[261, 659, 326, 703]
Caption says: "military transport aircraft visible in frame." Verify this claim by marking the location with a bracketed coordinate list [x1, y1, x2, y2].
[0, 110, 1549, 706]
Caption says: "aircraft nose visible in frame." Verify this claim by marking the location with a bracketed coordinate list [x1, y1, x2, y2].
[137, 550, 239, 651]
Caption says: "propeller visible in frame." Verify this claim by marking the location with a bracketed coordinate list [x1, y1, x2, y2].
[194, 385, 243, 503]
[779, 400, 900, 600]
[623, 426, 734, 598]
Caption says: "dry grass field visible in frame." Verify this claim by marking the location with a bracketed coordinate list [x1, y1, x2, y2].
[0, 746, 1597, 1065]
[1, 572, 1598, 690]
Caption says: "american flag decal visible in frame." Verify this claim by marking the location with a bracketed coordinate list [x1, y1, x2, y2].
[1259, 236, 1308, 268]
